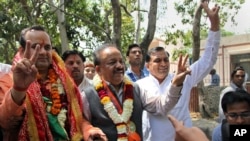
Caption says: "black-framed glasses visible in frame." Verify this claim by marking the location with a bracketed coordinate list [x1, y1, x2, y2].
[226, 111, 250, 120]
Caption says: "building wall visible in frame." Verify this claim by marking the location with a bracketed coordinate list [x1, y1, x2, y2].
[201, 34, 250, 87]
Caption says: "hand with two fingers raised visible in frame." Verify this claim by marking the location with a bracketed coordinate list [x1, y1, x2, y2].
[11, 40, 40, 105]
[201, 0, 220, 31]
[171, 55, 191, 87]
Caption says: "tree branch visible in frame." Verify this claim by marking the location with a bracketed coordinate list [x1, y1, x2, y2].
[120, 4, 132, 17]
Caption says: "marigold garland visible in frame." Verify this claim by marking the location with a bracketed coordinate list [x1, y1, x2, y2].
[93, 75, 141, 141]
[37, 68, 62, 115]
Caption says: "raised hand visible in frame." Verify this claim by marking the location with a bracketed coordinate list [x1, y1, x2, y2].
[171, 55, 191, 86]
[11, 40, 40, 104]
[12, 40, 40, 90]
[201, 0, 220, 31]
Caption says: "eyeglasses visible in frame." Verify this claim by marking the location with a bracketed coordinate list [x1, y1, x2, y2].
[226, 111, 250, 120]
[235, 75, 245, 78]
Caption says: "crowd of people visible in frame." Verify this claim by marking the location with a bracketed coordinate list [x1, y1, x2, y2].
[1, 1, 250, 141]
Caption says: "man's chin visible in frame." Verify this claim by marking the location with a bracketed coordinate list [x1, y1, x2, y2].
[111, 79, 123, 86]
[113, 74, 124, 81]
[36, 62, 51, 69]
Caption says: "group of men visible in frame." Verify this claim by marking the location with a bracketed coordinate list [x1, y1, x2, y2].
[0, 24, 190, 141]
[0, 1, 246, 141]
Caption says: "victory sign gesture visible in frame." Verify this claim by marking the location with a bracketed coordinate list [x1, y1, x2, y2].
[11, 40, 40, 104]
[172, 55, 191, 86]
[201, 0, 220, 31]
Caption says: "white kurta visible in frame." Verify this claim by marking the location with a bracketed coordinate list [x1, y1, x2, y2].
[136, 30, 221, 141]
[78, 76, 93, 93]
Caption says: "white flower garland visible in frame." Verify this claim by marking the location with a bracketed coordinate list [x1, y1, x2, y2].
[94, 75, 135, 141]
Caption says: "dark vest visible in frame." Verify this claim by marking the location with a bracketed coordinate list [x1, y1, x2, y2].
[0, 128, 2, 141]
[84, 83, 143, 141]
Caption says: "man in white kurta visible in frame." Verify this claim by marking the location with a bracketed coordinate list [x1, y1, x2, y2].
[136, 2, 221, 141]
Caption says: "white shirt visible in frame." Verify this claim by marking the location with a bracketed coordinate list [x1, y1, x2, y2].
[78, 76, 93, 93]
[78, 76, 93, 119]
[136, 30, 220, 141]
[0, 63, 11, 78]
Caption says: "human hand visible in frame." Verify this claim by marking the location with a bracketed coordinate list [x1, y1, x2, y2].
[171, 55, 191, 87]
[201, 0, 220, 31]
[168, 115, 209, 141]
[86, 127, 107, 141]
[12, 40, 40, 91]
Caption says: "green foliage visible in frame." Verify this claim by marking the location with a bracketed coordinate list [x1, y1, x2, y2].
[64, 0, 107, 55]
[169, 30, 193, 61]
[0, 0, 144, 63]
[120, 11, 136, 59]
[0, 0, 29, 63]
[172, 47, 192, 61]
[0, 0, 108, 62]
[220, 29, 234, 37]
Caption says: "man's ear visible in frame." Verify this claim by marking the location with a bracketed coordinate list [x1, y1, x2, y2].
[95, 65, 101, 75]
[145, 63, 149, 69]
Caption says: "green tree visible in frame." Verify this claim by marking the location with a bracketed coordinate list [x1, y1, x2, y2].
[0, 0, 159, 64]
[0, 0, 105, 62]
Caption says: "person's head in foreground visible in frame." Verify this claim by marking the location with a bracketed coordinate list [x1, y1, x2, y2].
[93, 44, 125, 89]
[222, 90, 250, 125]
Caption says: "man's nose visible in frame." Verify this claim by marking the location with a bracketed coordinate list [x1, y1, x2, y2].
[116, 62, 124, 68]
[73, 63, 79, 67]
[39, 47, 47, 54]
[160, 60, 167, 66]
[235, 116, 244, 124]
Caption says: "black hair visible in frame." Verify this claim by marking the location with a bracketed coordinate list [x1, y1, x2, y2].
[231, 66, 245, 78]
[61, 50, 86, 62]
[145, 46, 169, 63]
[126, 43, 142, 56]
[210, 68, 216, 74]
[19, 25, 47, 48]
[221, 89, 250, 113]
[93, 43, 117, 66]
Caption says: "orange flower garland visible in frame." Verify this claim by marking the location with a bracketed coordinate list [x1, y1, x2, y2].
[48, 68, 62, 115]
[38, 68, 62, 115]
